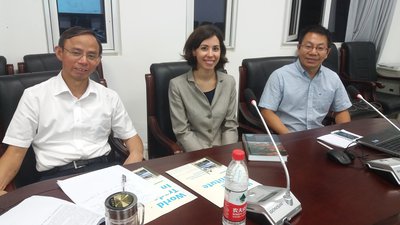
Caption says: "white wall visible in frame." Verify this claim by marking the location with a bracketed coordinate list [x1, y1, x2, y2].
[1, 0, 400, 147]
[378, 0, 400, 64]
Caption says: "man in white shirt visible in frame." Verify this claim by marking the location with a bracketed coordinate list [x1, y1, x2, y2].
[0, 27, 144, 194]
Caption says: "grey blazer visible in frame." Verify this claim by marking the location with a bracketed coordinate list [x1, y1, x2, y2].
[168, 70, 238, 152]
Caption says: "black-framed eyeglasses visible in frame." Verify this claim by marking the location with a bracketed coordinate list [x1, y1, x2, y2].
[63, 48, 101, 61]
[300, 44, 328, 53]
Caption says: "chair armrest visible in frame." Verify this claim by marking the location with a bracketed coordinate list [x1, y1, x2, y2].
[238, 122, 265, 134]
[340, 75, 379, 102]
[375, 81, 385, 89]
[148, 116, 183, 155]
[108, 135, 129, 164]
[342, 78, 377, 88]
[238, 103, 265, 134]
[239, 103, 264, 129]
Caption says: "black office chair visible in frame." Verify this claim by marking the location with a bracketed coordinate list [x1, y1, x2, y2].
[0, 70, 128, 189]
[0, 56, 8, 75]
[238, 56, 297, 134]
[19, 53, 62, 73]
[340, 42, 400, 117]
[321, 43, 380, 122]
[323, 43, 339, 73]
[145, 61, 191, 159]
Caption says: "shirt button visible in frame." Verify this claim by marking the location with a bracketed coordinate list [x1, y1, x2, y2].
[207, 114, 212, 119]
[207, 129, 212, 133]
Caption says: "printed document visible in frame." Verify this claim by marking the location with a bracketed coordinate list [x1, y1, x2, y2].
[0, 195, 103, 225]
[166, 157, 260, 208]
[132, 167, 197, 223]
[57, 165, 159, 216]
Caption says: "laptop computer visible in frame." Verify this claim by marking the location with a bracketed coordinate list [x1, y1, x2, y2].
[357, 126, 400, 186]
[357, 127, 400, 157]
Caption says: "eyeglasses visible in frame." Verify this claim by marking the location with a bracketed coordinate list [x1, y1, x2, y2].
[63, 48, 100, 61]
[300, 44, 328, 53]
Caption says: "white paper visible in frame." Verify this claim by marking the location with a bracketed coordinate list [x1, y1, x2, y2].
[317, 129, 362, 148]
[0, 195, 103, 225]
[132, 167, 197, 223]
[57, 165, 159, 216]
[166, 157, 260, 208]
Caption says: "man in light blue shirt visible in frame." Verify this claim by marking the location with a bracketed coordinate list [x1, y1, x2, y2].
[259, 25, 351, 134]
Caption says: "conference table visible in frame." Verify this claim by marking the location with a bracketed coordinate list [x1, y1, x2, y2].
[1, 118, 400, 225]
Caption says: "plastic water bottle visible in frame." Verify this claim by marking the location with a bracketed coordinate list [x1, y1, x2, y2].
[222, 149, 249, 225]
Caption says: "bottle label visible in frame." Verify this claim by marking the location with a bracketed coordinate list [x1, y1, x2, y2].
[223, 189, 247, 222]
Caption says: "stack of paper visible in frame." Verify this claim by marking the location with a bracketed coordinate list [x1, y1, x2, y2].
[0, 195, 103, 225]
[57, 165, 159, 216]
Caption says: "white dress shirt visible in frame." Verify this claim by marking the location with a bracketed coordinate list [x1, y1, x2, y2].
[3, 72, 137, 171]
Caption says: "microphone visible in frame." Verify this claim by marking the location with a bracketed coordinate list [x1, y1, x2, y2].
[346, 86, 400, 132]
[245, 92, 301, 225]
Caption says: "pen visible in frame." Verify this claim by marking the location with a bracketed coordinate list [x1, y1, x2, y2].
[122, 174, 126, 192]
[317, 141, 334, 150]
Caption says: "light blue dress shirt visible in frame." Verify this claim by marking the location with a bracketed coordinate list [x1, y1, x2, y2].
[259, 59, 351, 132]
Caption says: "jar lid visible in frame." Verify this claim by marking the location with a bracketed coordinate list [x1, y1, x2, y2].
[105, 192, 138, 219]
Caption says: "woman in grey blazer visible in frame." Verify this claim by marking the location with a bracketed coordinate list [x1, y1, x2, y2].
[168, 25, 238, 152]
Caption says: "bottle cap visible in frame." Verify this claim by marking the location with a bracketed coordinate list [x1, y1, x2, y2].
[232, 149, 245, 160]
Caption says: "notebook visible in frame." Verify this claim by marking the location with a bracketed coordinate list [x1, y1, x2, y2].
[357, 127, 400, 157]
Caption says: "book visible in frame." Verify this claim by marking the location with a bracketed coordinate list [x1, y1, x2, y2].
[242, 133, 288, 162]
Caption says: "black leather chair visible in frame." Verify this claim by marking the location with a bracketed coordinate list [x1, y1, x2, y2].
[0, 56, 7, 75]
[18, 53, 108, 86]
[323, 43, 339, 73]
[340, 42, 400, 116]
[145, 61, 191, 159]
[322, 43, 380, 121]
[0, 70, 128, 189]
[19, 53, 62, 73]
[238, 56, 297, 133]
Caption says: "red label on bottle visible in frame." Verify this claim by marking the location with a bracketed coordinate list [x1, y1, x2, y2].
[223, 199, 247, 222]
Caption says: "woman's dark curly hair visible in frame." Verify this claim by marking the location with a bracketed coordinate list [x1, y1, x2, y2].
[182, 24, 227, 71]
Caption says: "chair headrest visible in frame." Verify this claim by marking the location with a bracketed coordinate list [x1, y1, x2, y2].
[23, 53, 62, 72]
[341, 42, 377, 80]
[242, 56, 296, 99]
[323, 43, 339, 73]
[0, 56, 7, 75]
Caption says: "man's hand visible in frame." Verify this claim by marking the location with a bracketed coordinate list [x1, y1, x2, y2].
[0, 190, 7, 196]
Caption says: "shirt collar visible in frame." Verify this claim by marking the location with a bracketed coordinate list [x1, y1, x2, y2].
[187, 69, 225, 83]
[53, 72, 97, 99]
[295, 58, 322, 78]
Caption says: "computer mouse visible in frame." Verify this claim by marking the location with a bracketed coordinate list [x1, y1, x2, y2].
[327, 150, 352, 165]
